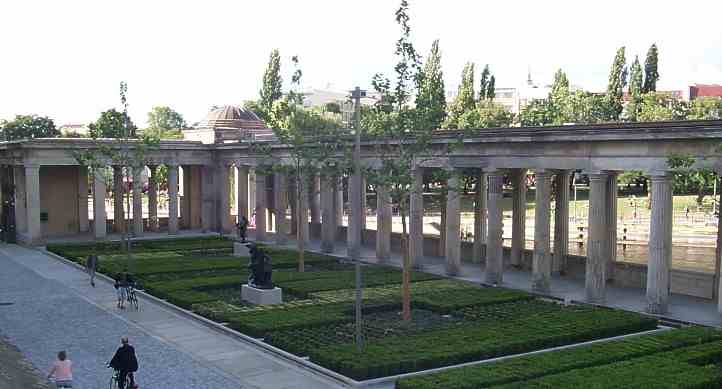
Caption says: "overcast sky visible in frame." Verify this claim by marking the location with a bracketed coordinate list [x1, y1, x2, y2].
[1, 0, 721, 126]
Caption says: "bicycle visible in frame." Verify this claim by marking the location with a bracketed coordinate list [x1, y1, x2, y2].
[109, 368, 136, 389]
[126, 283, 140, 311]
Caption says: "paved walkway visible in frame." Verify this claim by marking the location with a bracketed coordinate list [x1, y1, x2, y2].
[258, 232, 722, 328]
[0, 244, 343, 389]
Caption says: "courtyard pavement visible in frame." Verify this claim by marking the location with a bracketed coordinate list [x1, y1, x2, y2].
[0, 243, 344, 389]
[256, 232, 722, 328]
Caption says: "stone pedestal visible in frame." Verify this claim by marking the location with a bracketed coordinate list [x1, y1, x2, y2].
[233, 242, 250, 257]
[241, 285, 282, 305]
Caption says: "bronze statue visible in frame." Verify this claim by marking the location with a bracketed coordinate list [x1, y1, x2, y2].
[246, 243, 273, 289]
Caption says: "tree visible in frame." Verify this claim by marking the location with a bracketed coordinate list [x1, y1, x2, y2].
[638, 92, 688, 122]
[519, 99, 556, 126]
[145, 106, 186, 139]
[75, 82, 159, 274]
[259, 49, 283, 110]
[457, 101, 514, 129]
[479, 65, 490, 102]
[1, 115, 59, 141]
[415, 39, 446, 130]
[445, 62, 476, 128]
[487, 75, 496, 101]
[606, 47, 628, 120]
[626, 56, 644, 121]
[89, 109, 137, 138]
[668, 153, 715, 206]
[643, 44, 659, 93]
[688, 97, 722, 120]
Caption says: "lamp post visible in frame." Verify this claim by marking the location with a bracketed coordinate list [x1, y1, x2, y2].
[350, 87, 366, 351]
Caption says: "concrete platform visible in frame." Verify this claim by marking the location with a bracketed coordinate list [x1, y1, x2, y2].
[242, 285, 282, 305]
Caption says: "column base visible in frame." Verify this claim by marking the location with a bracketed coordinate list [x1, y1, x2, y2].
[646, 302, 667, 315]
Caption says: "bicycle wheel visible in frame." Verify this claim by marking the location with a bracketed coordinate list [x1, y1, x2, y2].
[129, 290, 139, 310]
[109, 373, 119, 389]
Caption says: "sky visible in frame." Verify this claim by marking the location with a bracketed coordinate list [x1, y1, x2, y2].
[1, 0, 721, 126]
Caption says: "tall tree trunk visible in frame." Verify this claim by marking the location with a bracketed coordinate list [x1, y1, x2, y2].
[401, 199, 411, 321]
[297, 173, 305, 273]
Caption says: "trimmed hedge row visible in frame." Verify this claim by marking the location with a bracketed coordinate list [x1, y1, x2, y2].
[226, 303, 352, 338]
[413, 287, 533, 314]
[310, 305, 658, 380]
[493, 341, 722, 388]
[397, 326, 722, 389]
[277, 269, 441, 298]
[47, 236, 231, 256]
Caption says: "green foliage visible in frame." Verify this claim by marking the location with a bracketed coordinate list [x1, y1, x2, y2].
[518, 99, 556, 126]
[144, 106, 185, 139]
[487, 75, 496, 101]
[638, 92, 689, 122]
[415, 39, 446, 130]
[643, 43, 659, 93]
[89, 108, 138, 138]
[626, 56, 644, 121]
[445, 62, 476, 128]
[689, 97, 722, 120]
[324, 102, 341, 114]
[456, 100, 514, 129]
[606, 47, 628, 120]
[668, 152, 715, 205]
[259, 49, 283, 110]
[1, 114, 59, 141]
[400, 327, 722, 389]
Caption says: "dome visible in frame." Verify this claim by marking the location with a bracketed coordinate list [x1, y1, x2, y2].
[185, 105, 275, 144]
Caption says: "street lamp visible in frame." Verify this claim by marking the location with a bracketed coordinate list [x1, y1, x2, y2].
[349, 87, 366, 351]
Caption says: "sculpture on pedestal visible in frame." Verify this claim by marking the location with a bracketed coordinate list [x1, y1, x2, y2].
[246, 243, 273, 289]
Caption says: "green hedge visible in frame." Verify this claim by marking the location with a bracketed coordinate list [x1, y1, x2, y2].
[47, 236, 231, 256]
[397, 326, 722, 389]
[310, 305, 658, 380]
[277, 269, 440, 298]
[413, 287, 533, 314]
[226, 303, 352, 338]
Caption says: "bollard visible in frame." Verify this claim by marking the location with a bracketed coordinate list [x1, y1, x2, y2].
[622, 227, 627, 252]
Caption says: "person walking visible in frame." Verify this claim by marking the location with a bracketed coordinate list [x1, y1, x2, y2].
[47, 350, 73, 388]
[237, 215, 249, 242]
[109, 337, 138, 389]
[86, 254, 98, 287]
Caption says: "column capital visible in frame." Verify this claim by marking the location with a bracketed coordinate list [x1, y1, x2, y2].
[484, 168, 506, 176]
[583, 170, 609, 180]
[533, 168, 553, 178]
[647, 170, 672, 180]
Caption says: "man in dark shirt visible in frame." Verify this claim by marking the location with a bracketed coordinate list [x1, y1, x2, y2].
[109, 337, 138, 389]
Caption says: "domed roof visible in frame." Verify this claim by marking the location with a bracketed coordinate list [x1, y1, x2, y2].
[199, 106, 266, 130]
[185, 105, 274, 144]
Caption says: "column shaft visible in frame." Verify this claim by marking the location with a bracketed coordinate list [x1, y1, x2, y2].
[131, 167, 143, 236]
[553, 171, 571, 274]
[167, 165, 179, 234]
[532, 170, 552, 293]
[409, 167, 424, 267]
[473, 171, 487, 262]
[321, 174, 336, 252]
[275, 172, 288, 245]
[13, 166, 27, 234]
[25, 166, 41, 245]
[77, 166, 89, 233]
[445, 171, 461, 275]
[310, 175, 321, 224]
[606, 173, 618, 280]
[113, 166, 124, 233]
[147, 165, 158, 232]
[200, 165, 215, 232]
[646, 173, 673, 314]
[237, 166, 249, 220]
[585, 172, 608, 303]
[255, 171, 267, 241]
[511, 169, 527, 267]
[348, 172, 362, 259]
[180, 166, 191, 229]
[297, 176, 310, 244]
[92, 167, 107, 239]
[486, 171, 505, 284]
[376, 185, 392, 261]
[218, 164, 233, 234]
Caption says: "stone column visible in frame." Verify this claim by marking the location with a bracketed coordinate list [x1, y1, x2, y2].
[13, 166, 27, 234]
[553, 171, 571, 274]
[200, 165, 215, 232]
[92, 167, 107, 239]
[511, 169, 527, 267]
[255, 170, 267, 241]
[274, 172, 288, 245]
[237, 165, 249, 221]
[77, 166, 89, 233]
[132, 166, 143, 237]
[147, 165, 158, 232]
[298, 177, 310, 243]
[486, 170, 505, 284]
[606, 173, 618, 281]
[348, 172, 362, 259]
[181, 166, 191, 229]
[445, 170, 461, 275]
[647, 172, 673, 314]
[473, 170, 487, 262]
[532, 169, 552, 293]
[585, 172, 609, 303]
[288, 177, 297, 235]
[113, 166, 124, 233]
[25, 165, 41, 245]
[310, 175, 321, 224]
[249, 169, 256, 222]
[361, 176, 367, 231]
[716, 174, 722, 309]
[409, 167, 424, 267]
[167, 164, 179, 235]
[218, 164, 233, 234]
[376, 184, 392, 261]
[321, 174, 336, 253]
[336, 177, 344, 227]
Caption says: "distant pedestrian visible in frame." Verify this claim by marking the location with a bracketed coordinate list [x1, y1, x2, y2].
[109, 337, 138, 389]
[86, 254, 98, 287]
[237, 215, 249, 242]
[47, 350, 73, 388]
[685, 206, 690, 220]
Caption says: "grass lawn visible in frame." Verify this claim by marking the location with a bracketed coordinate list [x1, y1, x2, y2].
[48, 237, 670, 383]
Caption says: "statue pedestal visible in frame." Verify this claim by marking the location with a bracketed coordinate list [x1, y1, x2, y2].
[241, 284, 282, 305]
[233, 242, 250, 258]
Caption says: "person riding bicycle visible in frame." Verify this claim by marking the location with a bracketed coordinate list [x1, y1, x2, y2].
[108, 337, 138, 389]
[114, 271, 135, 309]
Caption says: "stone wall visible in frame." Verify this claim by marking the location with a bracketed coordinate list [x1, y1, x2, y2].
[40, 166, 81, 237]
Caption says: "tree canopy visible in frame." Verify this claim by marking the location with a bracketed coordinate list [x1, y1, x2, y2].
[1, 114, 59, 141]
[626, 56, 644, 121]
[606, 47, 628, 120]
[259, 49, 283, 110]
[643, 44, 659, 93]
[145, 106, 186, 139]
[89, 108, 137, 138]
[415, 39, 446, 130]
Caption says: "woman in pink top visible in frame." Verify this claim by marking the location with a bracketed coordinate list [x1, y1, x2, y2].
[47, 350, 73, 388]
